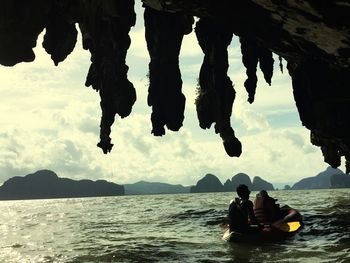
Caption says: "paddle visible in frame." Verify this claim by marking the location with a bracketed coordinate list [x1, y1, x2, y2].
[272, 221, 301, 232]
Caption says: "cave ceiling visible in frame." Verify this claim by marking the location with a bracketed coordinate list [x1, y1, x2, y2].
[0, 0, 349, 173]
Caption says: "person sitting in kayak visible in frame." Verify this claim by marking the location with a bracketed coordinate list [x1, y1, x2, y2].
[228, 184, 258, 233]
[253, 190, 280, 224]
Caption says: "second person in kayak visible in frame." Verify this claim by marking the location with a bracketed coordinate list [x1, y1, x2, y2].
[253, 190, 280, 224]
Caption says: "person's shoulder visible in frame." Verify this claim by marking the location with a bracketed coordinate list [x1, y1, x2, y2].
[240, 199, 253, 206]
[242, 199, 253, 204]
[267, 196, 277, 203]
[229, 200, 239, 212]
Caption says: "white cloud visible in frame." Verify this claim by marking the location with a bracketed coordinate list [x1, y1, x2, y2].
[233, 98, 270, 131]
[226, 127, 328, 184]
[129, 29, 148, 59]
[180, 31, 202, 57]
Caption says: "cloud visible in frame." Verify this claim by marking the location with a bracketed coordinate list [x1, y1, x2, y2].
[129, 29, 148, 59]
[180, 31, 202, 57]
[233, 98, 270, 131]
[282, 130, 318, 154]
[283, 130, 305, 148]
[230, 127, 327, 184]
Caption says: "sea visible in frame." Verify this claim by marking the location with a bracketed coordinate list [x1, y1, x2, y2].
[1, 189, 349, 263]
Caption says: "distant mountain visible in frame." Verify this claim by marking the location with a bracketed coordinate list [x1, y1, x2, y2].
[330, 174, 350, 188]
[252, 176, 274, 191]
[190, 174, 224, 193]
[284, 185, 292, 190]
[191, 173, 274, 193]
[124, 181, 190, 195]
[0, 170, 124, 200]
[223, 173, 275, 192]
[292, 167, 344, 190]
[223, 173, 252, 192]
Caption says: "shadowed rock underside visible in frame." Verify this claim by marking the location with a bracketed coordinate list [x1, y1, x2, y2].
[0, 0, 349, 173]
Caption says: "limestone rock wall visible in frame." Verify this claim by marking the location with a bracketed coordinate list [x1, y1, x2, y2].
[1, 0, 349, 174]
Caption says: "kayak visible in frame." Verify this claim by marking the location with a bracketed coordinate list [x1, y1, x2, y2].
[223, 207, 302, 243]
[222, 223, 301, 243]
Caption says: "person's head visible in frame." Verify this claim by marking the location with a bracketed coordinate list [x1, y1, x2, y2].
[236, 184, 250, 199]
[257, 190, 278, 202]
[259, 190, 268, 197]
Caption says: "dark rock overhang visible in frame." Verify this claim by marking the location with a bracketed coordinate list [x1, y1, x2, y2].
[0, 0, 349, 173]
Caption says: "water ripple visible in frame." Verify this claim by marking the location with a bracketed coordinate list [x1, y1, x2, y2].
[0, 190, 349, 262]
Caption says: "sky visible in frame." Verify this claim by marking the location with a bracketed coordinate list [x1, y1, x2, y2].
[0, 3, 341, 188]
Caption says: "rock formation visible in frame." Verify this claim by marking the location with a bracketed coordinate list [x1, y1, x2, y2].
[1, 1, 349, 175]
[292, 167, 344, 190]
[240, 37, 274, 104]
[223, 173, 275, 192]
[284, 185, 291, 190]
[195, 18, 241, 157]
[190, 174, 224, 193]
[192, 173, 274, 193]
[330, 174, 350, 188]
[223, 173, 252, 192]
[144, 7, 192, 136]
[0, 170, 124, 200]
[251, 176, 274, 191]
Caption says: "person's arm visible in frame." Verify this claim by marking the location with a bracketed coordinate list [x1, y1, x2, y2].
[247, 201, 258, 224]
[266, 198, 279, 222]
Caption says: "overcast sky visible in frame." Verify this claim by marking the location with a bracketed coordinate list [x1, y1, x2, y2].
[0, 3, 341, 188]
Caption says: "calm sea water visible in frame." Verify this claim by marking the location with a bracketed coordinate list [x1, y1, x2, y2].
[1, 189, 349, 263]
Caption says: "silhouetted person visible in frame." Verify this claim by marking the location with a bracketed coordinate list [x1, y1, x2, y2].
[228, 184, 258, 233]
[253, 190, 280, 224]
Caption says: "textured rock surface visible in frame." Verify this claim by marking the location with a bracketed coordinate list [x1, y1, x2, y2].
[144, 6, 190, 136]
[142, 0, 350, 174]
[1, 1, 349, 174]
[195, 18, 242, 157]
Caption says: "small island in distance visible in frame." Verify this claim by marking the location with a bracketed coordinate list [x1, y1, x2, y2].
[0, 167, 349, 200]
[190, 173, 274, 193]
[0, 170, 124, 200]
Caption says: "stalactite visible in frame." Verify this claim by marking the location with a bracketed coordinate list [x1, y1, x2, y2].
[42, 2, 78, 66]
[321, 144, 341, 168]
[240, 37, 258, 104]
[279, 56, 284, 74]
[0, 0, 49, 66]
[81, 0, 137, 153]
[195, 18, 241, 157]
[144, 6, 192, 136]
[259, 47, 274, 86]
[288, 61, 316, 130]
[240, 37, 274, 104]
[291, 59, 350, 171]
